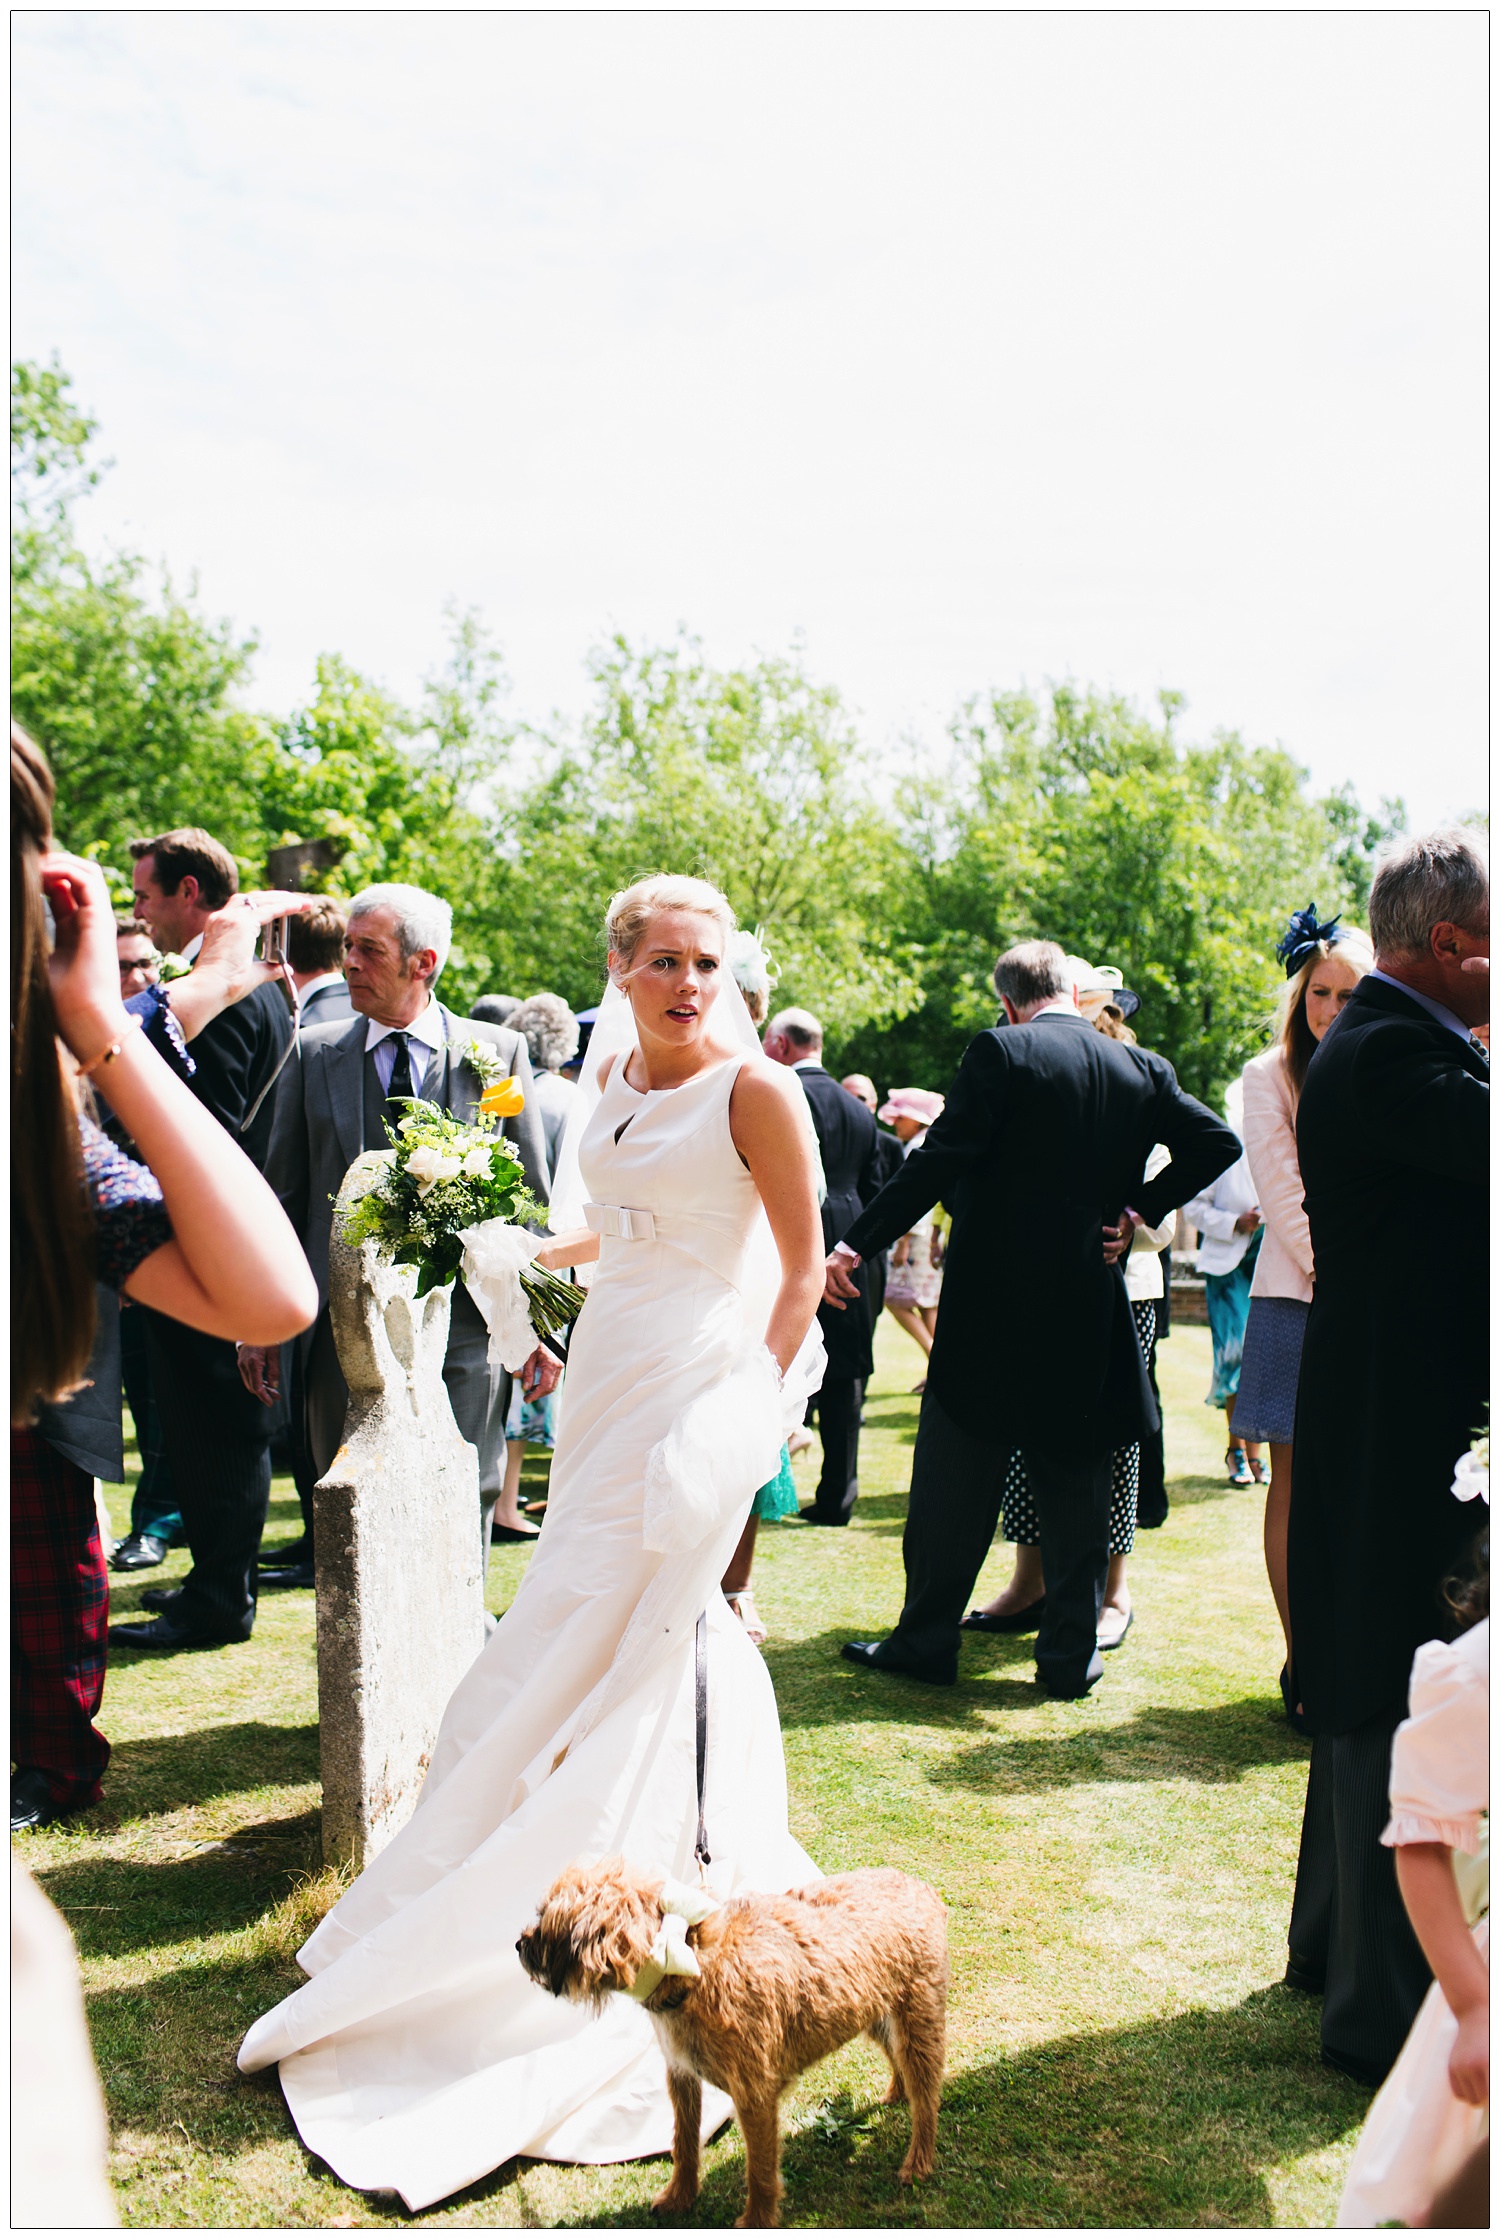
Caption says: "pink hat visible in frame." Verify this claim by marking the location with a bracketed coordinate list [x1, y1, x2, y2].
[878, 1087, 945, 1127]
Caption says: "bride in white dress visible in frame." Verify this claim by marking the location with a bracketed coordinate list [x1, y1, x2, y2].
[238, 875, 829, 2212]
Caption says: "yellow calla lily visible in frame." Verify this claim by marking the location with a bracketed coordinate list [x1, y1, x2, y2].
[480, 1076, 525, 1118]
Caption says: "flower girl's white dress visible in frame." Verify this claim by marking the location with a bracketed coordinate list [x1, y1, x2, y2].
[239, 1041, 821, 2211]
[1335, 1616, 1489, 2229]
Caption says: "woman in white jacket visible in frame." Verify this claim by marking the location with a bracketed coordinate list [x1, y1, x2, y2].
[1183, 1087, 1267, 1489]
[1231, 908, 1373, 1718]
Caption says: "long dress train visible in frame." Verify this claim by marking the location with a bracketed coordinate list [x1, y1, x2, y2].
[239, 1050, 820, 2212]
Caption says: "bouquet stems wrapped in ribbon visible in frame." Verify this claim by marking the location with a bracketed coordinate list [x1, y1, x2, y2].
[340, 1090, 585, 1366]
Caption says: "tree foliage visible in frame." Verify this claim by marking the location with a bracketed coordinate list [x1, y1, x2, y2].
[838, 686, 1406, 1102]
[12, 356, 1408, 1105]
[494, 637, 920, 1036]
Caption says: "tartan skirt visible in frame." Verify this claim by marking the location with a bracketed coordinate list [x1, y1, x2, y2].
[11, 1428, 111, 1808]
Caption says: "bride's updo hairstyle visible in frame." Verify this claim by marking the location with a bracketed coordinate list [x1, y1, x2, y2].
[605, 874, 737, 981]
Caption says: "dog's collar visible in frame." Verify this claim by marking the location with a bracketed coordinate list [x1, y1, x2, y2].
[621, 1878, 720, 2003]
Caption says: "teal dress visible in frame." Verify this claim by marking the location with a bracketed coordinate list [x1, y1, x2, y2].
[752, 1444, 799, 1520]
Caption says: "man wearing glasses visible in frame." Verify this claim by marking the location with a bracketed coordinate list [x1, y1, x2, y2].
[115, 917, 162, 999]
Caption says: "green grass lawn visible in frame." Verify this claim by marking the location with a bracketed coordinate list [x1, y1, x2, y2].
[18, 1318, 1370, 2228]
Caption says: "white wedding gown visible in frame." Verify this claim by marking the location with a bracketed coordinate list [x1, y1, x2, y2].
[239, 1048, 821, 2212]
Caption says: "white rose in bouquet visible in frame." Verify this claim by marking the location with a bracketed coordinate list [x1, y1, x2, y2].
[406, 1145, 463, 1196]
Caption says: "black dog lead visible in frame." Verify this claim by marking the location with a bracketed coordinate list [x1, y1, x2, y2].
[694, 1609, 711, 1868]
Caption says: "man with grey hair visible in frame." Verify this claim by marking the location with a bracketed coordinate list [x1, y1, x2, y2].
[1285, 827, 1487, 2085]
[764, 1005, 883, 1522]
[827, 938, 1238, 1694]
[238, 883, 552, 1588]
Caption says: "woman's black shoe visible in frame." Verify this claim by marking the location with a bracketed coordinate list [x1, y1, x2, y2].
[960, 1597, 1047, 1635]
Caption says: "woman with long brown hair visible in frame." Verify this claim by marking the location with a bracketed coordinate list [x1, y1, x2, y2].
[10, 721, 317, 1829]
[1233, 906, 1373, 1723]
[11, 720, 319, 2229]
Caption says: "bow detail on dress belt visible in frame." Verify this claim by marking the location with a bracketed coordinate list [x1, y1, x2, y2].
[585, 1202, 658, 1242]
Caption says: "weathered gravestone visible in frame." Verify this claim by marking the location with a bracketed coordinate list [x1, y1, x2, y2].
[314, 1153, 486, 1869]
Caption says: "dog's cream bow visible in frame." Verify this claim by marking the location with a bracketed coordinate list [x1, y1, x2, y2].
[622, 1878, 721, 2002]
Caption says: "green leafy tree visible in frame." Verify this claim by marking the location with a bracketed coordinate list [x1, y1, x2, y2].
[11, 353, 105, 576]
[10, 361, 513, 997]
[1317, 779, 1408, 920]
[16, 357, 1409, 1099]
[11, 357, 267, 873]
[838, 686, 1399, 1107]
[494, 635, 920, 1036]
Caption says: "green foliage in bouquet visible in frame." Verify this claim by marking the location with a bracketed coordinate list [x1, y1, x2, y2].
[342, 1100, 536, 1297]
[340, 1098, 587, 1343]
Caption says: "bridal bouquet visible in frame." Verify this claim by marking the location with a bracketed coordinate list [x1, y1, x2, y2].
[1452, 1422, 1490, 1506]
[341, 1096, 585, 1349]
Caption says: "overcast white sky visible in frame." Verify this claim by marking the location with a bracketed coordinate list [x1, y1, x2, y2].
[12, 10, 1488, 824]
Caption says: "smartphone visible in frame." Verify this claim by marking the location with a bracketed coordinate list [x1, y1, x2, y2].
[260, 915, 291, 968]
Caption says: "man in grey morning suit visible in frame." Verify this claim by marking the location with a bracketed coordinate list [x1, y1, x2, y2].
[238, 883, 550, 1565]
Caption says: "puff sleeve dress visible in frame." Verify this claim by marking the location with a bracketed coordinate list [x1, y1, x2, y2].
[1336, 1617, 1488, 2228]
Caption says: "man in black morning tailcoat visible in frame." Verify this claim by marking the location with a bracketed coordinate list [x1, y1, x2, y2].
[106, 827, 297, 1652]
[826, 941, 1238, 1696]
[1286, 828, 1488, 2085]
[764, 1009, 882, 1524]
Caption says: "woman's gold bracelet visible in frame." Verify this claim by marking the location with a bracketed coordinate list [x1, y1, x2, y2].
[75, 1016, 141, 1078]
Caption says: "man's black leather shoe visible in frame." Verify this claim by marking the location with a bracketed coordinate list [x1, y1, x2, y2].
[257, 1561, 316, 1590]
[11, 1769, 64, 1831]
[799, 1507, 849, 1527]
[107, 1615, 245, 1653]
[110, 1533, 168, 1572]
[139, 1583, 185, 1613]
[841, 1639, 956, 1686]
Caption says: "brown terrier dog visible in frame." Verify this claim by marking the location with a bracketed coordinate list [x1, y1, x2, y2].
[517, 1857, 947, 2229]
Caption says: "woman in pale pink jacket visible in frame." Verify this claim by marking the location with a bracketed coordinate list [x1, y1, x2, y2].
[1233, 908, 1373, 1720]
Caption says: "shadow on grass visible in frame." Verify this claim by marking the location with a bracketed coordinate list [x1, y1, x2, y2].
[930, 1696, 1309, 1795]
[765, 1634, 1302, 1785]
[545, 1985, 1365, 2229]
[844, 1489, 913, 1538]
[1166, 1472, 1245, 1510]
[93, 1720, 321, 1825]
[765, 1629, 1042, 1732]
[44, 1809, 322, 1959]
[88, 1947, 325, 2148]
[80, 1935, 1362, 2228]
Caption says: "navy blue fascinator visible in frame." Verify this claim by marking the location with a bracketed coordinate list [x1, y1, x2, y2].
[1276, 903, 1342, 978]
